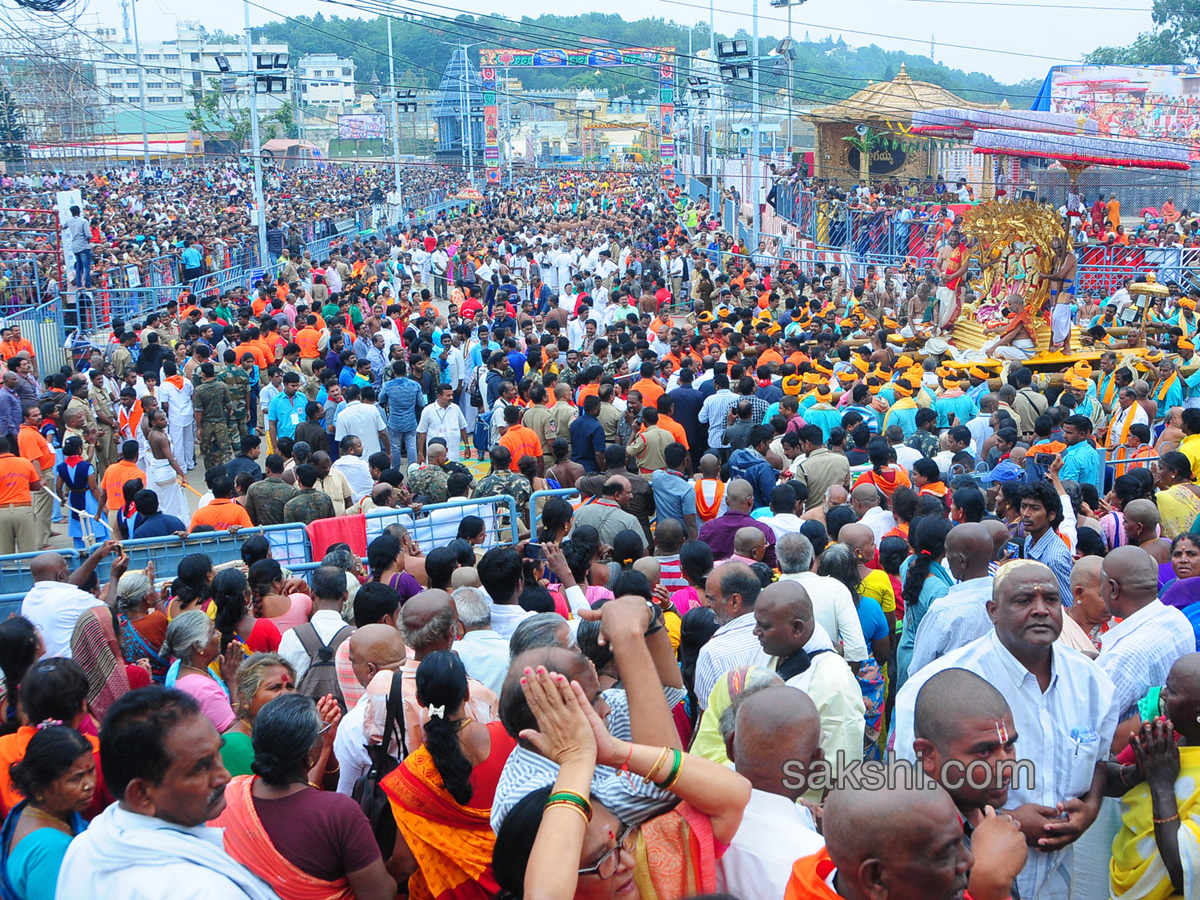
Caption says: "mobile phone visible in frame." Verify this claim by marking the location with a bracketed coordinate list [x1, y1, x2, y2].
[524, 542, 544, 561]
[1005, 542, 1020, 559]
[1034, 452, 1054, 467]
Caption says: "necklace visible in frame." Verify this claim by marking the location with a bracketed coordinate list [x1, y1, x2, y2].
[23, 806, 72, 835]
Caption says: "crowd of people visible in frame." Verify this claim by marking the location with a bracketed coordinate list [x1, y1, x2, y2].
[6, 158, 1200, 900]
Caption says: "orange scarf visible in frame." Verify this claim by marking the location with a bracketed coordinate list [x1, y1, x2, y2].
[163, 375, 185, 390]
[785, 848, 841, 900]
[118, 403, 142, 440]
[212, 775, 354, 900]
[694, 479, 725, 522]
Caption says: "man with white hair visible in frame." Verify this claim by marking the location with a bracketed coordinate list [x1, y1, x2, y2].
[451, 586, 510, 695]
[776, 534, 867, 666]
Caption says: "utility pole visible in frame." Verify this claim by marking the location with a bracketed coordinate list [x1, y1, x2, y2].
[751, 0, 761, 250]
[708, 0, 718, 210]
[504, 66, 513, 185]
[244, 0, 268, 267]
[130, 0, 149, 166]
[386, 14, 401, 201]
[786, 1, 793, 152]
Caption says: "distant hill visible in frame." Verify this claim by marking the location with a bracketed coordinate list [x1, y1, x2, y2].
[256, 12, 1039, 109]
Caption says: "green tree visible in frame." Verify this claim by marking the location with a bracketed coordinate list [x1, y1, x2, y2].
[1152, 0, 1200, 62]
[0, 87, 27, 163]
[1085, 0, 1197, 64]
[184, 78, 252, 147]
[267, 102, 299, 140]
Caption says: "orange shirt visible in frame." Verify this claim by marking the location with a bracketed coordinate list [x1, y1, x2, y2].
[657, 414, 688, 449]
[16, 424, 53, 473]
[251, 295, 269, 316]
[101, 459, 145, 511]
[188, 497, 252, 533]
[238, 342, 267, 370]
[498, 424, 544, 472]
[631, 378, 665, 410]
[251, 339, 277, 365]
[0, 338, 33, 361]
[0, 454, 38, 504]
[0, 727, 101, 815]
[577, 383, 601, 408]
[759, 348, 785, 368]
[295, 328, 321, 359]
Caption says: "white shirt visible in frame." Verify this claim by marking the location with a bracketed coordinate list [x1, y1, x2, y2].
[717, 789, 824, 900]
[21, 581, 105, 658]
[859, 506, 897, 548]
[332, 455, 374, 503]
[487, 602, 534, 640]
[756, 513, 804, 538]
[694, 614, 770, 710]
[417, 402, 468, 462]
[894, 631, 1118, 900]
[1097, 598, 1194, 720]
[159, 378, 194, 426]
[783, 626, 866, 771]
[334, 690, 372, 796]
[907, 575, 995, 679]
[894, 443, 924, 471]
[278, 609, 352, 681]
[776, 572, 868, 663]
[334, 401, 389, 458]
[454, 627, 513, 696]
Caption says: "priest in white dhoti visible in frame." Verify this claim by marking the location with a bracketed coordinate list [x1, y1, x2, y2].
[145, 408, 190, 526]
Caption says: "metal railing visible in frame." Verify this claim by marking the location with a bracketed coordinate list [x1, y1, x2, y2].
[8, 299, 67, 374]
[528, 488, 582, 535]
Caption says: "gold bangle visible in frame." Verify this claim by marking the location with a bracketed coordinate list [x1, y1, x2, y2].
[1154, 813, 1181, 825]
[545, 800, 590, 826]
[642, 747, 671, 785]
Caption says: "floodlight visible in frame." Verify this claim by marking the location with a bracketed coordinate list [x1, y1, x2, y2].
[717, 40, 749, 58]
[255, 75, 288, 94]
[214, 54, 231, 73]
[720, 63, 753, 80]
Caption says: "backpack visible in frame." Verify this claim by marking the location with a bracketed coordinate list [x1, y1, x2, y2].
[293, 623, 353, 714]
[467, 365, 484, 408]
[352, 670, 407, 854]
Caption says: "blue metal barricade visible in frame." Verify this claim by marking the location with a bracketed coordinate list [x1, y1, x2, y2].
[528, 488, 581, 535]
[0, 548, 82, 611]
[365, 495, 520, 552]
[7, 299, 66, 374]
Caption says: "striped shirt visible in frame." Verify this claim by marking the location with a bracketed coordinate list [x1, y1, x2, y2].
[694, 614, 771, 710]
[895, 631, 1117, 900]
[657, 553, 688, 593]
[906, 576, 995, 680]
[1097, 598, 1194, 720]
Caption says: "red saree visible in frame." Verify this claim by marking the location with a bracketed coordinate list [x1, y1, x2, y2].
[213, 775, 354, 900]
[381, 722, 514, 900]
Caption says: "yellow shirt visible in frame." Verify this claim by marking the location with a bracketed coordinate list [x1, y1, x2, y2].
[1181, 433, 1200, 481]
[860, 568, 896, 616]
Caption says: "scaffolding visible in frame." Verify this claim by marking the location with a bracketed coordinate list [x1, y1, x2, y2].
[0, 25, 101, 171]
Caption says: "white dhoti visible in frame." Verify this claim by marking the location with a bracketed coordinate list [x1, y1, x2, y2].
[935, 286, 960, 330]
[168, 420, 195, 472]
[148, 456, 189, 525]
[989, 338, 1035, 360]
[1051, 302, 1073, 343]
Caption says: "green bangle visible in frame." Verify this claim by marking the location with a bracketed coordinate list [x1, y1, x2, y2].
[656, 748, 682, 790]
[547, 790, 593, 821]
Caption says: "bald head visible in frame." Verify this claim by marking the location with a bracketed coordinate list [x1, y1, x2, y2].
[698, 453, 721, 478]
[825, 484, 848, 508]
[1101, 545, 1161, 616]
[731, 686, 822, 801]
[734, 526, 767, 560]
[823, 782, 971, 900]
[631, 556, 660, 585]
[753, 580, 815, 658]
[30, 551, 69, 583]
[914, 668, 1011, 749]
[982, 519, 1011, 560]
[944, 523, 993, 581]
[400, 589, 458, 656]
[1123, 498, 1160, 541]
[348, 623, 406, 687]
[839, 523, 875, 555]
[726, 478, 755, 511]
[850, 483, 880, 512]
[1070, 555, 1103, 593]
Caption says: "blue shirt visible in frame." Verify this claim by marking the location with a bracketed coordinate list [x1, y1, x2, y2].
[379, 377, 424, 431]
[667, 387, 704, 446]
[650, 469, 697, 523]
[570, 413, 606, 472]
[1060, 440, 1103, 495]
[181, 246, 202, 269]
[1024, 527, 1074, 604]
[267, 391, 305, 440]
[131, 511, 187, 538]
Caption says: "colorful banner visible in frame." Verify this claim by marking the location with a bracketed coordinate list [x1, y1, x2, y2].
[478, 47, 674, 183]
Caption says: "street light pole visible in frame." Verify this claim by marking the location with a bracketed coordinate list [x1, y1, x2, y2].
[130, 0, 150, 166]
[244, 0, 268, 267]
[504, 66, 513, 185]
[708, 0, 718, 211]
[751, 0, 761, 250]
[787, 1, 793, 152]
[387, 14, 401, 205]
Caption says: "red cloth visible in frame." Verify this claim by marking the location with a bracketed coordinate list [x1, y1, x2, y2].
[305, 514, 367, 560]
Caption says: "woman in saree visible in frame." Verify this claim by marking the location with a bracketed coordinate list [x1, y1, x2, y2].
[220, 652, 298, 777]
[1111, 654, 1200, 899]
[115, 568, 169, 682]
[0, 726, 94, 900]
[381, 651, 516, 900]
[1156, 451, 1200, 538]
[493, 665, 750, 900]
[213, 693, 395, 900]
[69, 607, 150, 722]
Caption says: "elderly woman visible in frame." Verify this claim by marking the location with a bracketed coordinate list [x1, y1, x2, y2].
[161, 609, 242, 734]
[493, 666, 750, 900]
[214, 694, 395, 900]
[1156, 451, 1200, 539]
[116, 567, 169, 681]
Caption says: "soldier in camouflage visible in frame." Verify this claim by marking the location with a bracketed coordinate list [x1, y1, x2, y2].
[474, 444, 532, 540]
[408, 439, 450, 503]
[193, 362, 233, 469]
[220, 349, 252, 458]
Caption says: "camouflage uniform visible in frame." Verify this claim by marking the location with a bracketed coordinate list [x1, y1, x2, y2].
[408, 465, 449, 504]
[221, 363, 251, 457]
[556, 366, 577, 389]
[282, 488, 336, 525]
[905, 429, 940, 459]
[193, 378, 233, 469]
[475, 470, 532, 539]
[244, 477, 299, 526]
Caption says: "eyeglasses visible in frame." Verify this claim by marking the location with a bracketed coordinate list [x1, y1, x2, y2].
[577, 823, 639, 879]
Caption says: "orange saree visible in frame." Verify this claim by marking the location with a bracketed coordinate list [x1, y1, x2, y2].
[213, 775, 355, 900]
[380, 725, 513, 900]
[634, 803, 718, 900]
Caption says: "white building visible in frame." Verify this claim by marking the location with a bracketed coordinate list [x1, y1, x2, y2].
[90, 22, 290, 112]
[297, 53, 357, 110]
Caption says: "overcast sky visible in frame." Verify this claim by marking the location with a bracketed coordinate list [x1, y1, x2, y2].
[74, 0, 1156, 84]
